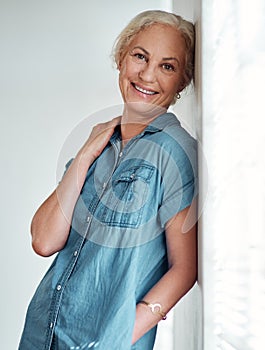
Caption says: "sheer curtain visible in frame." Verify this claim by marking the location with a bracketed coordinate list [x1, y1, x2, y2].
[202, 0, 265, 349]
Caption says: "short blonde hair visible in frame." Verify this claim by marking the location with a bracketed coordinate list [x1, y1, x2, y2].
[112, 10, 195, 93]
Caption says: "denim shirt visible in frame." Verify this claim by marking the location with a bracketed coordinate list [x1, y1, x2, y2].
[19, 112, 197, 350]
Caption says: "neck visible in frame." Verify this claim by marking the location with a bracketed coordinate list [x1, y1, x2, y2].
[120, 102, 167, 143]
[120, 123, 147, 146]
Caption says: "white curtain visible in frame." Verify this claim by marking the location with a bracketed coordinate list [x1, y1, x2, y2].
[202, 0, 265, 349]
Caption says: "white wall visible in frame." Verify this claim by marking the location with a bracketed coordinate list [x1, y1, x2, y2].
[200, 1, 265, 349]
[0, 1, 175, 348]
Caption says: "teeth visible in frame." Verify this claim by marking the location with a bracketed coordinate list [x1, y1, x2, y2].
[134, 84, 156, 95]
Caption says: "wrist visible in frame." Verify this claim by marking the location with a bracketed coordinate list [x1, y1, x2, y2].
[76, 144, 97, 165]
[138, 300, 167, 320]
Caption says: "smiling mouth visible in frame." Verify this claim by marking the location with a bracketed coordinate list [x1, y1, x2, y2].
[132, 83, 158, 96]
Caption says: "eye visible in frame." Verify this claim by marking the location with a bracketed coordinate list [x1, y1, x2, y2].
[129, 50, 148, 63]
[162, 63, 175, 72]
[134, 53, 147, 61]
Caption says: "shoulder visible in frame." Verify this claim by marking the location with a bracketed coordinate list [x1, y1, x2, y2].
[164, 113, 196, 145]
[150, 113, 197, 161]
[148, 112, 196, 145]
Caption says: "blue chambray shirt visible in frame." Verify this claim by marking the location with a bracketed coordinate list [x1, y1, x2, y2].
[19, 112, 198, 350]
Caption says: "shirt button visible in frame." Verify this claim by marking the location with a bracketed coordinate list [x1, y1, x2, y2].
[119, 151, 123, 158]
[56, 284, 62, 291]
[87, 216, 91, 223]
[73, 250, 78, 257]
[102, 182, 107, 189]
[49, 322, 53, 329]
[130, 173, 135, 179]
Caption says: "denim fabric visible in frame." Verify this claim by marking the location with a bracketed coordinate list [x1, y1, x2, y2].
[19, 112, 197, 350]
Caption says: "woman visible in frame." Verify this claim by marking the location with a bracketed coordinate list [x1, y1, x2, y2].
[19, 10, 197, 350]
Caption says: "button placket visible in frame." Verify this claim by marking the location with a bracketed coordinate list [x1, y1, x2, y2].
[46, 235, 86, 348]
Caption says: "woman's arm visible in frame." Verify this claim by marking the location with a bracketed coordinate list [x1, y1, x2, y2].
[31, 117, 120, 257]
[131, 203, 197, 344]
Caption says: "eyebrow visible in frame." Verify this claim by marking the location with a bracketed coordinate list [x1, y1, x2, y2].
[132, 46, 180, 66]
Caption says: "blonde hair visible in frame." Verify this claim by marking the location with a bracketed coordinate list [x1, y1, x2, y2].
[112, 10, 195, 93]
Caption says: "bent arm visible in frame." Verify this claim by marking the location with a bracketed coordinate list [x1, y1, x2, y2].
[31, 153, 94, 257]
[31, 118, 120, 257]
[131, 203, 197, 344]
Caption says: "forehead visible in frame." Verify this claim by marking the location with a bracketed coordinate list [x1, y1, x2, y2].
[128, 24, 186, 60]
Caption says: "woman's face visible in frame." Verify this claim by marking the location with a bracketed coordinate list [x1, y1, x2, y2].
[119, 24, 187, 111]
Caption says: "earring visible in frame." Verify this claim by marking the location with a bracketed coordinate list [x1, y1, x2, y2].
[177, 93, 181, 99]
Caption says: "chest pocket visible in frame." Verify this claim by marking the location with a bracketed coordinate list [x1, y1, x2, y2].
[97, 164, 155, 228]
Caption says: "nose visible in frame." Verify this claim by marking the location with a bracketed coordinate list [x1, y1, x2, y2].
[139, 62, 156, 83]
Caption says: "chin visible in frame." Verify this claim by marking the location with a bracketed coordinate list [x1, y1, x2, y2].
[124, 101, 167, 121]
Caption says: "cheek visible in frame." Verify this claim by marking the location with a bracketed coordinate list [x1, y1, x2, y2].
[121, 57, 142, 78]
[162, 78, 179, 97]
[119, 63, 133, 88]
[169, 76, 184, 95]
[118, 63, 132, 99]
[118, 64, 127, 87]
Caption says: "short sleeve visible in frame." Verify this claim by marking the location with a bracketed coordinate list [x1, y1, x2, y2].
[58, 158, 74, 183]
[157, 134, 198, 229]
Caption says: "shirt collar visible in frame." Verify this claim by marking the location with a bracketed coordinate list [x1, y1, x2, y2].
[110, 112, 180, 143]
[144, 112, 180, 133]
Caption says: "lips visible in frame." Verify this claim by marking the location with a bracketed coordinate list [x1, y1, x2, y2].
[132, 83, 158, 96]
